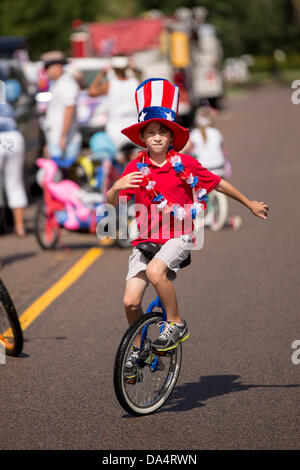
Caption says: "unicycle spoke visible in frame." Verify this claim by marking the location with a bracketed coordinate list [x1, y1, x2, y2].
[124, 354, 176, 407]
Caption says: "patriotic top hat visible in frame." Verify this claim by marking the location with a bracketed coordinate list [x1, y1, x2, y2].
[121, 78, 190, 152]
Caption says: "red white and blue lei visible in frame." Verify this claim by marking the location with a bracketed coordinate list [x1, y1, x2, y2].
[136, 149, 208, 221]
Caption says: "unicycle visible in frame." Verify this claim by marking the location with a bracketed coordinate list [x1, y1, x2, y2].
[0, 279, 23, 356]
[113, 242, 191, 416]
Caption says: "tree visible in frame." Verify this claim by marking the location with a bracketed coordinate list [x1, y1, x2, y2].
[0, 0, 299, 59]
[0, 0, 137, 59]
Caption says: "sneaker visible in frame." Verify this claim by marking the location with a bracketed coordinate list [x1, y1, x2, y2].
[123, 339, 153, 381]
[152, 320, 190, 352]
[124, 344, 140, 380]
[140, 338, 155, 365]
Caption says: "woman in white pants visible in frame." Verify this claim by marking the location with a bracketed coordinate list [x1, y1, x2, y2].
[0, 103, 28, 237]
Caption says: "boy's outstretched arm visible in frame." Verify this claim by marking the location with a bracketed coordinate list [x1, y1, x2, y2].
[215, 179, 269, 220]
[106, 172, 142, 207]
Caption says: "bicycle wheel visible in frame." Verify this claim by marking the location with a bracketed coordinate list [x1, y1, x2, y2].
[114, 311, 182, 416]
[35, 200, 60, 250]
[0, 279, 23, 356]
[206, 190, 229, 232]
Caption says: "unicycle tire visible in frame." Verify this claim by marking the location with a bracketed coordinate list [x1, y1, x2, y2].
[0, 279, 23, 356]
[114, 311, 182, 416]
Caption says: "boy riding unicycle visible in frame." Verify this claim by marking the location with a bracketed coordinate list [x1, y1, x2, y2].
[106, 78, 268, 376]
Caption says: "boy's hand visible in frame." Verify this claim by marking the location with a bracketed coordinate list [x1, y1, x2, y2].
[113, 172, 143, 191]
[248, 201, 269, 220]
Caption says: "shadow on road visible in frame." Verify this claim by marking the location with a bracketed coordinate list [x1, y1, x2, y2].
[24, 336, 67, 342]
[56, 242, 116, 251]
[1, 252, 37, 268]
[158, 375, 300, 414]
[121, 375, 299, 418]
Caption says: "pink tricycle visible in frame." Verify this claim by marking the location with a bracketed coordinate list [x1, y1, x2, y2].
[34, 158, 133, 250]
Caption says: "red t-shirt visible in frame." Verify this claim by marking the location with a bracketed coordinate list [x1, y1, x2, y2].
[119, 152, 221, 246]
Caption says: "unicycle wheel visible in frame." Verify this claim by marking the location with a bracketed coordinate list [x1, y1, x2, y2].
[113, 311, 182, 416]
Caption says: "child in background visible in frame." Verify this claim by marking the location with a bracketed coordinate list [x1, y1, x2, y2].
[187, 106, 242, 229]
[187, 106, 226, 177]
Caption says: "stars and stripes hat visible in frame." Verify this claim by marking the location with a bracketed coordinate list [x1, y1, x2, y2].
[121, 78, 190, 151]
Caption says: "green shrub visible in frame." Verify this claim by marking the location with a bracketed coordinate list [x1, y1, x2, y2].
[250, 54, 300, 72]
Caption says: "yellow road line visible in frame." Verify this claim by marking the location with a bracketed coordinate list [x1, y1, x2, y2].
[19, 247, 103, 332]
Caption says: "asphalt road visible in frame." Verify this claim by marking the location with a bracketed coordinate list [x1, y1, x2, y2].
[0, 83, 299, 451]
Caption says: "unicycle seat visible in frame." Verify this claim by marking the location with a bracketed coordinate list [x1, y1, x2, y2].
[136, 242, 161, 260]
[136, 241, 191, 269]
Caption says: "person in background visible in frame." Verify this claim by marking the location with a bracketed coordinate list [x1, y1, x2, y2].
[0, 102, 28, 237]
[88, 56, 140, 157]
[187, 106, 226, 176]
[187, 105, 243, 230]
[41, 51, 82, 161]
[65, 63, 84, 90]
[119, 143, 139, 167]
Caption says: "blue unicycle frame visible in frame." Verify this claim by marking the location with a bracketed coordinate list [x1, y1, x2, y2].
[146, 295, 166, 316]
[139, 295, 167, 372]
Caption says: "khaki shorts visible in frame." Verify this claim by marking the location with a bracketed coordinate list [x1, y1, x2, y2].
[126, 235, 192, 282]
